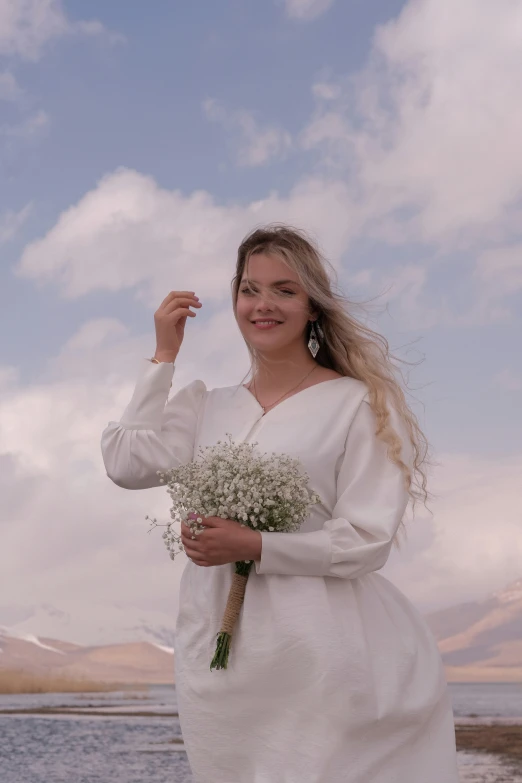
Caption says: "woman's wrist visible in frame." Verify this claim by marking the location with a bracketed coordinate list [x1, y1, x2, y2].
[153, 351, 178, 363]
[249, 530, 262, 561]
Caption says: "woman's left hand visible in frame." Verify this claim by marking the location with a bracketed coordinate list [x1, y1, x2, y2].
[181, 515, 262, 567]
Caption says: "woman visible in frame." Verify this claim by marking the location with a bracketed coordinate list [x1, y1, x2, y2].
[101, 225, 460, 783]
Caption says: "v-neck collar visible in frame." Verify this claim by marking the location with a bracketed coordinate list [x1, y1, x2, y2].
[240, 377, 348, 418]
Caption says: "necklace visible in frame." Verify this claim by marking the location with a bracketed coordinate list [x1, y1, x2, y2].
[251, 364, 319, 415]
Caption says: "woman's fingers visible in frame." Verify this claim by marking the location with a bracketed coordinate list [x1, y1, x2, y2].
[181, 528, 202, 556]
[181, 520, 211, 566]
[158, 290, 197, 309]
[163, 296, 201, 316]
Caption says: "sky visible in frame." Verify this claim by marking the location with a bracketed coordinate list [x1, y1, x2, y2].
[1, 0, 521, 644]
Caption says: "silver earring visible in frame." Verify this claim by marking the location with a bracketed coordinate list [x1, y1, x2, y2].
[308, 320, 320, 358]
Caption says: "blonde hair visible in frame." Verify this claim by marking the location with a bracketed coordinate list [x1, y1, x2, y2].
[231, 223, 432, 548]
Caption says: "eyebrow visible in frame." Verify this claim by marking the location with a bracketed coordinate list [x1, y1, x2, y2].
[240, 279, 299, 286]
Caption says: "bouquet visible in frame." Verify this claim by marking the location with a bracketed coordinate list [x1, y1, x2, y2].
[146, 433, 321, 671]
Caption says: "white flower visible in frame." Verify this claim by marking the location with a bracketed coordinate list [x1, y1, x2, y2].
[149, 432, 321, 561]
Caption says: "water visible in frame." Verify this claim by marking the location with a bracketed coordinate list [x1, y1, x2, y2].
[0, 686, 193, 783]
[450, 682, 522, 721]
[449, 683, 522, 782]
[0, 683, 520, 782]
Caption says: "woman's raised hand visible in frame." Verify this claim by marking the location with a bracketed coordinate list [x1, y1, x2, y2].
[153, 290, 202, 363]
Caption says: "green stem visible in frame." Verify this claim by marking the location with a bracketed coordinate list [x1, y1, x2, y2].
[210, 632, 231, 671]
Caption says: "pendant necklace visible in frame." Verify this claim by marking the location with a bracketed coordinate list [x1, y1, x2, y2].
[251, 364, 319, 415]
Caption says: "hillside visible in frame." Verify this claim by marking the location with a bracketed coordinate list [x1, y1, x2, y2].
[425, 578, 522, 682]
[1, 578, 521, 685]
[0, 631, 174, 684]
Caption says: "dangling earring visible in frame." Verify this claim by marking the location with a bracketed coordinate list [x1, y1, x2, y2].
[308, 320, 320, 358]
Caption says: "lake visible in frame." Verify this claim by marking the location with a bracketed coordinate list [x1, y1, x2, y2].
[0, 683, 520, 782]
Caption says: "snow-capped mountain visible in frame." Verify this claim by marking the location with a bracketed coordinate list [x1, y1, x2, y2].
[0, 601, 176, 647]
[425, 576, 522, 682]
[0, 628, 174, 684]
[493, 578, 522, 604]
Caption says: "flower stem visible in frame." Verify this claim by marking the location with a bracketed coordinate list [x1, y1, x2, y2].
[210, 632, 231, 670]
[209, 562, 253, 671]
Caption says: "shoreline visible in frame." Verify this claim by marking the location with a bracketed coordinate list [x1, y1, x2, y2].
[0, 706, 179, 717]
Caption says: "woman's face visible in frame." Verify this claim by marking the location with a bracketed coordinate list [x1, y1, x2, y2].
[235, 252, 314, 353]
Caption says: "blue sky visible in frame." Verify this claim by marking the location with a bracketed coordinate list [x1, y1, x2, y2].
[1, 0, 521, 643]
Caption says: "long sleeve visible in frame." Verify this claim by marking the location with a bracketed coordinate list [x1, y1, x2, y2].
[101, 361, 207, 489]
[254, 394, 413, 579]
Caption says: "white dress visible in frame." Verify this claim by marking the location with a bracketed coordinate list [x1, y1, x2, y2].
[101, 361, 460, 783]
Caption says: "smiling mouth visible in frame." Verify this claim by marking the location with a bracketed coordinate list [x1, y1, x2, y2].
[251, 320, 283, 324]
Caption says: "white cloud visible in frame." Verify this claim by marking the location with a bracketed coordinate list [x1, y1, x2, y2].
[0, 329, 175, 627]
[14, 166, 361, 305]
[301, 0, 522, 247]
[0, 0, 123, 61]
[0, 313, 254, 639]
[384, 454, 522, 613]
[0, 202, 30, 242]
[14, 163, 516, 331]
[203, 98, 292, 167]
[13, 0, 522, 329]
[284, 0, 335, 22]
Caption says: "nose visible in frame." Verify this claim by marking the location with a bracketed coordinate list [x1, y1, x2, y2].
[253, 287, 277, 311]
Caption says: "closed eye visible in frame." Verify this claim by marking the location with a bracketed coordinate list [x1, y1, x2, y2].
[240, 287, 296, 296]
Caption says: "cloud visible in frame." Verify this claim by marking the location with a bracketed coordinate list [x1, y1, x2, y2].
[0, 202, 30, 242]
[284, 0, 335, 22]
[301, 0, 522, 247]
[14, 166, 361, 306]
[13, 0, 522, 329]
[0, 324, 177, 626]
[203, 98, 292, 167]
[14, 162, 517, 331]
[384, 453, 522, 612]
[0, 312, 255, 639]
[0, 0, 123, 61]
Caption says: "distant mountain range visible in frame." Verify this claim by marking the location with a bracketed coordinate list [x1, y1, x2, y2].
[1, 578, 520, 684]
[0, 631, 174, 684]
[0, 601, 176, 648]
[425, 577, 522, 682]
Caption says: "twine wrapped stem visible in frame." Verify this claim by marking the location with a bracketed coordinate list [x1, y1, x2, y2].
[210, 561, 253, 670]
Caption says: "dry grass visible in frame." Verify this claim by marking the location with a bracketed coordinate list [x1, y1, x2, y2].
[0, 669, 121, 694]
[455, 724, 522, 761]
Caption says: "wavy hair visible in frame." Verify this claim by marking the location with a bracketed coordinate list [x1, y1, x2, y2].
[230, 223, 432, 548]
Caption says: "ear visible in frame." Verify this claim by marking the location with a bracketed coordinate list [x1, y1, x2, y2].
[308, 302, 321, 321]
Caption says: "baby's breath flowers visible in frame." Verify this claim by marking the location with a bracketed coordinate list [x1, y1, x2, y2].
[146, 433, 321, 671]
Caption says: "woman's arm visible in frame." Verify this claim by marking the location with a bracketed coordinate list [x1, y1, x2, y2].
[254, 394, 413, 578]
[101, 360, 207, 490]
